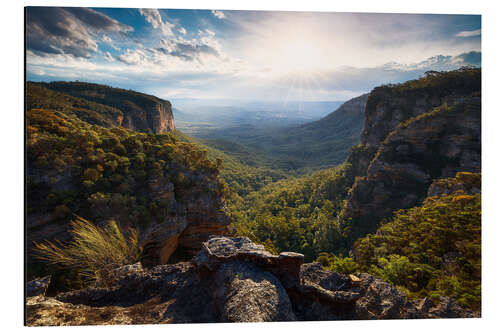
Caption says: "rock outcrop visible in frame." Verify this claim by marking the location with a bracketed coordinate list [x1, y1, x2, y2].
[140, 180, 232, 267]
[343, 97, 481, 235]
[27, 168, 232, 271]
[427, 171, 481, 197]
[342, 68, 481, 236]
[119, 99, 175, 134]
[26, 237, 477, 326]
[38, 81, 175, 134]
[357, 68, 481, 175]
[27, 276, 51, 297]
[26, 83, 230, 288]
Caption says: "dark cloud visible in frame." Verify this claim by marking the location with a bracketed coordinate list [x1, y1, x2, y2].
[26, 7, 132, 58]
[455, 51, 481, 67]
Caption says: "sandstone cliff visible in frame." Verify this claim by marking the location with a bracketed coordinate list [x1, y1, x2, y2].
[26, 94, 229, 290]
[26, 236, 476, 325]
[353, 68, 480, 177]
[33, 81, 175, 134]
[342, 68, 481, 237]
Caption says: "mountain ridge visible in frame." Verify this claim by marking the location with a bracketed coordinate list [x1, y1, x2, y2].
[29, 81, 175, 134]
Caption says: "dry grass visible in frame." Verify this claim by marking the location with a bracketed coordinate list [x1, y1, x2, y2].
[33, 216, 141, 286]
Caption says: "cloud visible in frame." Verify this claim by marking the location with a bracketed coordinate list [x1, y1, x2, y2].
[224, 11, 481, 70]
[27, 50, 481, 102]
[26, 9, 482, 101]
[212, 10, 225, 19]
[455, 29, 481, 37]
[102, 35, 113, 44]
[104, 51, 115, 62]
[138, 8, 174, 36]
[155, 38, 220, 61]
[117, 48, 148, 65]
[454, 51, 481, 66]
[273, 51, 482, 99]
[101, 34, 121, 50]
[26, 7, 132, 58]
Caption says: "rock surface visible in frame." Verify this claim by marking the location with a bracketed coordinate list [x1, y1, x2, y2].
[40, 81, 175, 134]
[26, 236, 477, 326]
[26, 82, 232, 274]
[344, 97, 481, 235]
[427, 171, 481, 197]
[27, 276, 51, 297]
[140, 183, 232, 267]
[342, 68, 481, 236]
[351, 68, 481, 178]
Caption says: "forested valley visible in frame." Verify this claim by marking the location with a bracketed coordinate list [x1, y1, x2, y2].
[26, 67, 481, 312]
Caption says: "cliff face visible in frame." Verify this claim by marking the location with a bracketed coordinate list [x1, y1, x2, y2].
[117, 99, 175, 134]
[342, 68, 481, 237]
[34, 81, 175, 134]
[26, 94, 227, 290]
[353, 68, 481, 176]
[26, 236, 476, 326]
[344, 97, 481, 235]
[140, 172, 232, 267]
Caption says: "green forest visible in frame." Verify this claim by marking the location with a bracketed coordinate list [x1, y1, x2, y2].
[26, 68, 481, 311]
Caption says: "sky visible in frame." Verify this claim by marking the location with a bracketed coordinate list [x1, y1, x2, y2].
[26, 7, 481, 101]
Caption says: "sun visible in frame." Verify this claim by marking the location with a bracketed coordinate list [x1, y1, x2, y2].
[279, 40, 323, 72]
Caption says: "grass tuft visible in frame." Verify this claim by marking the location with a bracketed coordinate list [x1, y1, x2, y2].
[33, 216, 141, 287]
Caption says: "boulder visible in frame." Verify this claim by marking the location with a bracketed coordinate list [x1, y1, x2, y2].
[27, 276, 51, 297]
[25, 236, 478, 326]
[213, 261, 296, 322]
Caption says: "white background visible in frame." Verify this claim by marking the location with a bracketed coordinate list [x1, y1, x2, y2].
[2, 0, 499, 332]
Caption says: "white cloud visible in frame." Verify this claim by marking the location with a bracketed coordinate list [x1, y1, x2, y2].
[26, 49, 481, 101]
[212, 10, 225, 19]
[117, 48, 148, 65]
[101, 35, 121, 51]
[455, 29, 481, 38]
[102, 35, 113, 44]
[138, 8, 175, 36]
[224, 12, 481, 71]
[26, 9, 481, 101]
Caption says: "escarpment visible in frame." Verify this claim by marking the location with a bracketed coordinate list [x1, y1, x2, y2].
[26, 85, 230, 290]
[342, 68, 481, 237]
[31, 81, 175, 134]
[26, 236, 476, 326]
[352, 68, 481, 177]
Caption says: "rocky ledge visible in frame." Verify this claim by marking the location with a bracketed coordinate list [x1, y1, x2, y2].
[26, 236, 477, 326]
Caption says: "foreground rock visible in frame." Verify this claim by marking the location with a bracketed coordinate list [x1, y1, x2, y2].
[27, 276, 51, 297]
[26, 237, 477, 326]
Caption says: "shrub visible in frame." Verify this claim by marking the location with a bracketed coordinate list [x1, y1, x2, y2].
[316, 252, 359, 274]
[354, 188, 481, 310]
[33, 216, 141, 287]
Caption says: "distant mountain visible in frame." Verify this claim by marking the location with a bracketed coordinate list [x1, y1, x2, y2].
[198, 94, 369, 173]
[173, 100, 344, 134]
[29, 81, 175, 134]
